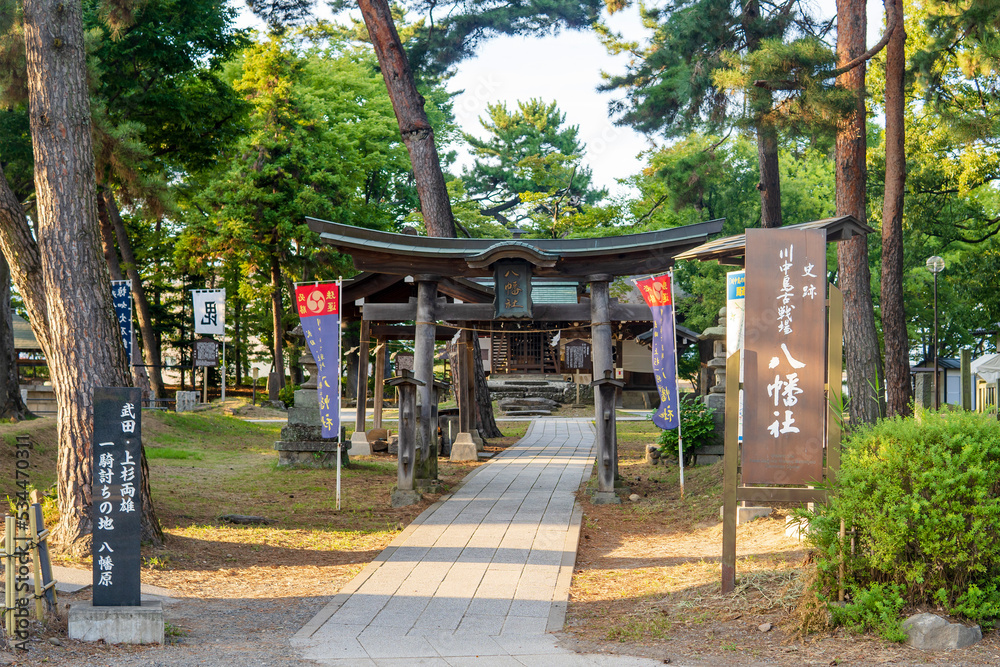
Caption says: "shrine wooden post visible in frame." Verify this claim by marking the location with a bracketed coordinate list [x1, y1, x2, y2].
[372, 338, 386, 429]
[351, 319, 373, 455]
[589, 275, 619, 503]
[387, 372, 423, 507]
[414, 277, 438, 483]
[451, 327, 479, 461]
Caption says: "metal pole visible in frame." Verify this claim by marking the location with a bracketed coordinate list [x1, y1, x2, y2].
[336, 442, 342, 510]
[221, 340, 226, 404]
[669, 270, 684, 498]
[933, 272, 939, 411]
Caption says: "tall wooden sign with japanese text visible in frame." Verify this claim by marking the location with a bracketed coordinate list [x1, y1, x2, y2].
[742, 229, 826, 484]
[93, 387, 142, 606]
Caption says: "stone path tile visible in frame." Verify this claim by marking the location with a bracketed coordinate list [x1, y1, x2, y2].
[294, 419, 667, 665]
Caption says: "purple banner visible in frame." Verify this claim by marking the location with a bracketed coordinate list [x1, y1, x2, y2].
[296, 283, 340, 438]
[636, 275, 680, 430]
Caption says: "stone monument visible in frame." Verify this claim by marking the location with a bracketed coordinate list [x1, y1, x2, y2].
[696, 307, 728, 464]
[274, 330, 348, 467]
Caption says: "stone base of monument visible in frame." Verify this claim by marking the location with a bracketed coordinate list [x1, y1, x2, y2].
[350, 431, 372, 456]
[719, 505, 772, 525]
[449, 433, 478, 462]
[591, 491, 621, 505]
[274, 440, 348, 467]
[415, 478, 444, 493]
[69, 600, 164, 645]
[391, 488, 423, 507]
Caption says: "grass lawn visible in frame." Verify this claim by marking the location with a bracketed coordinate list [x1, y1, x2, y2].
[0, 402, 524, 599]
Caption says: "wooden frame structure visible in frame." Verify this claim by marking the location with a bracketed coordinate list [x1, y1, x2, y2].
[307, 217, 725, 503]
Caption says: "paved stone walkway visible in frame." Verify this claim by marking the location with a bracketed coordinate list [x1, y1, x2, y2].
[292, 418, 664, 666]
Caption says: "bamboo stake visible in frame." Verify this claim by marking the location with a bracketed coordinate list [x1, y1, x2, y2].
[28, 507, 43, 620]
[5, 516, 14, 636]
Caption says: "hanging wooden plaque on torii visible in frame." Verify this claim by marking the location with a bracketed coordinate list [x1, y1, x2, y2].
[494, 260, 533, 319]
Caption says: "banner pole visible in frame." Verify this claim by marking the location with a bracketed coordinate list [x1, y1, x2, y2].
[221, 339, 226, 404]
[337, 276, 343, 511]
[670, 269, 685, 498]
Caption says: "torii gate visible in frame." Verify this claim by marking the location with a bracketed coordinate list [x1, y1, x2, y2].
[308, 217, 724, 505]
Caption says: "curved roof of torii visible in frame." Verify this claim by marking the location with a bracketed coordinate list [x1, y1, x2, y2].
[306, 217, 725, 278]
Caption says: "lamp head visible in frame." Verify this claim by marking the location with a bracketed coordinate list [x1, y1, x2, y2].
[926, 255, 945, 274]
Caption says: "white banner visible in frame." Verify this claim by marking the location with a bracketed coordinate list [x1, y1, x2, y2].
[192, 289, 226, 335]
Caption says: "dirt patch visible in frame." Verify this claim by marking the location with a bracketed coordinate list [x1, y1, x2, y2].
[563, 435, 1000, 666]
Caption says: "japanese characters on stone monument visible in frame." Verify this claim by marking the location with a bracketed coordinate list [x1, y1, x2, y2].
[742, 229, 826, 484]
[494, 260, 532, 318]
[295, 282, 341, 438]
[111, 280, 133, 364]
[92, 387, 142, 606]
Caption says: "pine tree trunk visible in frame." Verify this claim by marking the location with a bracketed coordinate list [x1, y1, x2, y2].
[835, 0, 885, 426]
[96, 193, 124, 280]
[270, 231, 285, 389]
[105, 191, 166, 399]
[0, 257, 26, 420]
[22, 0, 161, 553]
[357, 0, 456, 238]
[880, 0, 910, 418]
[756, 123, 783, 228]
[473, 335, 501, 438]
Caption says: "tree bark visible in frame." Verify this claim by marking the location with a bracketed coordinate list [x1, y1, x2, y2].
[21, 0, 161, 553]
[0, 256, 27, 420]
[835, 0, 885, 426]
[269, 229, 285, 389]
[96, 193, 124, 281]
[880, 0, 910, 418]
[742, 0, 782, 228]
[104, 191, 166, 399]
[357, 0, 456, 238]
[756, 123, 783, 228]
[473, 334, 501, 438]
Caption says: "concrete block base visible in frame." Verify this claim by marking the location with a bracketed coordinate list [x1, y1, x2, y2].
[390, 488, 423, 508]
[450, 433, 478, 462]
[591, 491, 621, 505]
[350, 431, 372, 456]
[719, 505, 772, 525]
[785, 514, 809, 540]
[69, 600, 164, 645]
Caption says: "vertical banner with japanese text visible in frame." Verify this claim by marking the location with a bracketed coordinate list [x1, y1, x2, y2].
[111, 280, 133, 364]
[743, 229, 826, 484]
[295, 282, 340, 437]
[93, 387, 142, 606]
[192, 289, 226, 336]
[726, 270, 745, 443]
[635, 274, 680, 430]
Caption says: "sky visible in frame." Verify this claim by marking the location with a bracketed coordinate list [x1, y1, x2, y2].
[240, 0, 886, 197]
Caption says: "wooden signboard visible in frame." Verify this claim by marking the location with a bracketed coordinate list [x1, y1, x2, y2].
[564, 339, 592, 372]
[93, 387, 142, 606]
[193, 338, 218, 368]
[494, 260, 532, 318]
[742, 228, 827, 485]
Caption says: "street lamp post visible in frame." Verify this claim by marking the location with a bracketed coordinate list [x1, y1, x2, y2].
[926, 256, 946, 410]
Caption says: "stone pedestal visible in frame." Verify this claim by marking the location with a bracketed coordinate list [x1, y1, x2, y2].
[274, 389, 347, 467]
[175, 391, 198, 412]
[449, 432, 478, 462]
[69, 600, 164, 645]
[350, 431, 372, 456]
[915, 372, 934, 410]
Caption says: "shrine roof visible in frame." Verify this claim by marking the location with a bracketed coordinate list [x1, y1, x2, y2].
[306, 218, 724, 278]
[12, 312, 41, 351]
[673, 216, 873, 266]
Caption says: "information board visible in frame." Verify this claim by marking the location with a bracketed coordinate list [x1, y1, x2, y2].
[742, 229, 826, 485]
[92, 387, 142, 606]
[564, 340, 592, 371]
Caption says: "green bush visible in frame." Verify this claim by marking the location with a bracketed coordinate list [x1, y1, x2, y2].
[806, 409, 1000, 627]
[831, 583, 908, 642]
[278, 383, 300, 407]
[655, 394, 716, 464]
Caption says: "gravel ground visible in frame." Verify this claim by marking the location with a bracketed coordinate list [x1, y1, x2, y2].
[4, 590, 331, 666]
